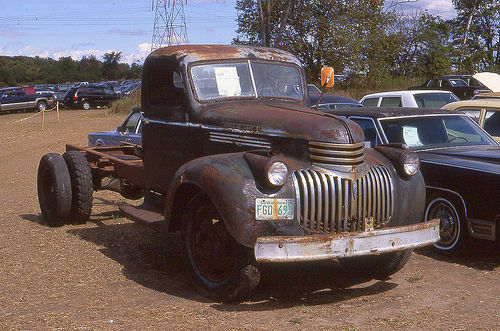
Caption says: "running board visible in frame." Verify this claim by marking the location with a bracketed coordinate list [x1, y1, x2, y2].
[119, 205, 164, 233]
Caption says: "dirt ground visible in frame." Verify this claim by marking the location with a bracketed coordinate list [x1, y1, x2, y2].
[1, 108, 500, 330]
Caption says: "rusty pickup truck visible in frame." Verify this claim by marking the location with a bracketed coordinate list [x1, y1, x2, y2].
[37, 45, 439, 302]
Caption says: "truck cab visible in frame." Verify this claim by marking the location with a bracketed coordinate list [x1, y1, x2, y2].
[38, 45, 439, 302]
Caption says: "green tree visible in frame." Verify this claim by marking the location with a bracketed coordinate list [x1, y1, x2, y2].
[101, 51, 123, 79]
[451, 0, 500, 72]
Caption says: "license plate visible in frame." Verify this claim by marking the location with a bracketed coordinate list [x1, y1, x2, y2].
[255, 198, 295, 221]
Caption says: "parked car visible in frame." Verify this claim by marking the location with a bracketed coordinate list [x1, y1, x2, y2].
[308, 84, 361, 109]
[410, 77, 490, 100]
[64, 86, 120, 110]
[88, 107, 142, 146]
[441, 75, 487, 88]
[360, 90, 459, 108]
[442, 98, 500, 141]
[321, 106, 500, 252]
[0, 86, 55, 112]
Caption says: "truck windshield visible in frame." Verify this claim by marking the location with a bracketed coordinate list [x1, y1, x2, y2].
[190, 61, 303, 101]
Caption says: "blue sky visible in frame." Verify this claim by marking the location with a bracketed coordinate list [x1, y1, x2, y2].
[0, 0, 456, 65]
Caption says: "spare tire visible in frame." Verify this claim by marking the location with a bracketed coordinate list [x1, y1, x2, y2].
[37, 153, 72, 226]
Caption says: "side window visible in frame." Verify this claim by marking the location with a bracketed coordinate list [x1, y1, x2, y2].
[429, 80, 440, 88]
[380, 97, 402, 107]
[147, 62, 185, 109]
[124, 113, 141, 133]
[350, 117, 379, 148]
[362, 98, 378, 107]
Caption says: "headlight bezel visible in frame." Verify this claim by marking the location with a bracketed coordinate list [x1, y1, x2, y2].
[266, 160, 288, 187]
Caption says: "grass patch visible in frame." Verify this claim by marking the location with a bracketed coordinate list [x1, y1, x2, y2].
[107, 91, 141, 115]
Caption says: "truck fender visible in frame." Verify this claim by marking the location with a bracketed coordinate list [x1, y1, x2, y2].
[164, 151, 298, 248]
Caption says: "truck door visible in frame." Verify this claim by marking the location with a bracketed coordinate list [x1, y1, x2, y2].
[1, 89, 24, 111]
[141, 59, 192, 194]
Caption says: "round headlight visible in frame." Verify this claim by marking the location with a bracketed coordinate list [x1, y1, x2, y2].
[403, 152, 420, 176]
[267, 161, 288, 186]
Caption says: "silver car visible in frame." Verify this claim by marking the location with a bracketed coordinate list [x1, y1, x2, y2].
[88, 107, 142, 146]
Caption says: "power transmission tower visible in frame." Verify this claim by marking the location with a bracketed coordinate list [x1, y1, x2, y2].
[151, 0, 188, 51]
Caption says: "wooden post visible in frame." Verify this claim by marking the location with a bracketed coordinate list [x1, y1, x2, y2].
[57, 101, 60, 121]
[41, 108, 45, 130]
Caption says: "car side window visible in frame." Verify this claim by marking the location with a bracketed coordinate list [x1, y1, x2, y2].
[124, 113, 141, 133]
[362, 98, 378, 107]
[483, 111, 500, 137]
[380, 97, 402, 107]
[349, 117, 379, 148]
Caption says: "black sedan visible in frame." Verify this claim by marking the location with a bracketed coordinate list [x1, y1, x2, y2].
[322, 107, 500, 252]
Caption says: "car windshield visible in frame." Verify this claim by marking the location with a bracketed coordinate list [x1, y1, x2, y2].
[380, 115, 494, 150]
[190, 61, 303, 101]
[414, 93, 459, 108]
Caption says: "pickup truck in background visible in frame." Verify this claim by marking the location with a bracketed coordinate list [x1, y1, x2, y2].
[410, 77, 490, 100]
[0, 87, 55, 113]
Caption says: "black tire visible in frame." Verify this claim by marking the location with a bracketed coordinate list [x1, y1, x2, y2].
[425, 197, 465, 251]
[181, 194, 260, 302]
[63, 151, 93, 224]
[36, 101, 47, 112]
[339, 249, 413, 280]
[37, 153, 72, 227]
[82, 101, 91, 110]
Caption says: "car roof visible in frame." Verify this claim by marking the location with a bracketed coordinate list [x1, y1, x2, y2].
[443, 99, 500, 110]
[361, 90, 454, 99]
[309, 93, 360, 105]
[322, 106, 464, 119]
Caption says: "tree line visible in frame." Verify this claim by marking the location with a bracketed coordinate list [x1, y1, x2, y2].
[0, 52, 142, 88]
[233, 0, 500, 89]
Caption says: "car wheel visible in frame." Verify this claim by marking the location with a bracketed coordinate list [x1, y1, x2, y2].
[339, 249, 413, 280]
[63, 151, 93, 224]
[425, 197, 465, 251]
[181, 193, 260, 302]
[82, 101, 91, 110]
[36, 101, 47, 112]
[37, 153, 72, 227]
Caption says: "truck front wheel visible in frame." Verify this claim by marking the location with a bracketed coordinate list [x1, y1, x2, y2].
[339, 249, 413, 280]
[181, 194, 260, 302]
[37, 153, 72, 226]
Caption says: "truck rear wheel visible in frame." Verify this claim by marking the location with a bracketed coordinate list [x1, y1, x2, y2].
[181, 194, 260, 302]
[63, 151, 93, 224]
[37, 153, 72, 227]
[339, 249, 413, 280]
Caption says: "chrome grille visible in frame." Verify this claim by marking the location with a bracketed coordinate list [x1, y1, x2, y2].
[293, 166, 394, 233]
[210, 132, 271, 149]
[309, 140, 365, 166]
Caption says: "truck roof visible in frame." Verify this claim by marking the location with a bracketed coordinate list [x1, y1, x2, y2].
[147, 44, 302, 67]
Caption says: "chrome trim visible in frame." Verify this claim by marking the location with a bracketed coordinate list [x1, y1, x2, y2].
[309, 140, 366, 167]
[293, 165, 394, 234]
[421, 159, 500, 175]
[254, 219, 440, 262]
[209, 131, 271, 148]
[467, 218, 496, 241]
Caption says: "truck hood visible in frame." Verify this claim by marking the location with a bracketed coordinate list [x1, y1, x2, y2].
[418, 145, 500, 174]
[199, 101, 364, 144]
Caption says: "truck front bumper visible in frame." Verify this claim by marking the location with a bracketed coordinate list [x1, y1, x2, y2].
[254, 219, 439, 263]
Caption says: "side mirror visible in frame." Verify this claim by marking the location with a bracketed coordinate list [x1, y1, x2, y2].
[321, 67, 334, 88]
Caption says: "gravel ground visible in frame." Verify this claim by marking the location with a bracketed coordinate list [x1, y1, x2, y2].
[1, 108, 500, 330]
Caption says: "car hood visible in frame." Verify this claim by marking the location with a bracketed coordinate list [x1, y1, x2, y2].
[473, 72, 500, 93]
[418, 145, 500, 173]
[199, 101, 365, 144]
